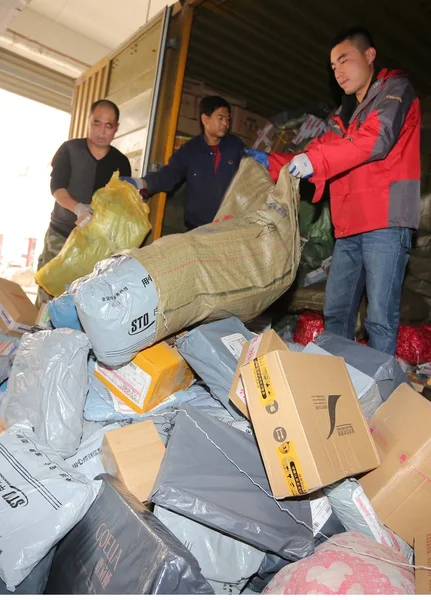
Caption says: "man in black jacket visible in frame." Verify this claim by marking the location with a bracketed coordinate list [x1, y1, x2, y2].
[35, 99, 131, 307]
[123, 96, 245, 230]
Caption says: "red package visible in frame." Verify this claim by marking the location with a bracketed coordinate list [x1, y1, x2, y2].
[294, 312, 324, 345]
[396, 325, 431, 365]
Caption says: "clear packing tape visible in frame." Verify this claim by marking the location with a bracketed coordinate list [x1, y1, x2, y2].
[35, 171, 151, 297]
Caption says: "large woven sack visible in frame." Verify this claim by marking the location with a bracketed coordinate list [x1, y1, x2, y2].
[124, 157, 300, 343]
[35, 171, 151, 297]
[73, 158, 300, 366]
[214, 158, 276, 221]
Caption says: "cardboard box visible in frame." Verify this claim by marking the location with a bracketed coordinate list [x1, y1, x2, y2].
[176, 114, 201, 137]
[179, 92, 198, 120]
[253, 124, 279, 152]
[0, 340, 18, 356]
[95, 341, 194, 414]
[415, 532, 431, 594]
[231, 107, 268, 143]
[230, 330, 288, 419]
[182, 77, 205, 96]
[0, 278, 38, 337]
[241, 350, 380, 498]
[101, 421, 165, 502]
[360, 383, 431, 545]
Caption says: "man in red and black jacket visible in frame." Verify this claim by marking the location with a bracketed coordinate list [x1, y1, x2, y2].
[122, 96, 245, 230]
[247, 27, 421, 355]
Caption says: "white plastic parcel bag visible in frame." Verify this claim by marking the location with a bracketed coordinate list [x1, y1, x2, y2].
[0, 422, 101, 591]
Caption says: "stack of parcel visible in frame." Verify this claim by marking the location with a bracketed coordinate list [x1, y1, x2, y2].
[0, 161, 430, 595]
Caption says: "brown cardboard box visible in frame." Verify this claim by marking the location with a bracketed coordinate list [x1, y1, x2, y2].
[0, 278, 38, 337]
[182, 77, 205, 96]
[241, 350, 379, 498]
[360, 383, 431, 545]
[415, 533, 431, 594]
[179, 92, 198, 120]
[177, 114, 201, 137]
[230, 330, 288, 419]
[101, 421, 165, 502]
[231, 107, 268, 142]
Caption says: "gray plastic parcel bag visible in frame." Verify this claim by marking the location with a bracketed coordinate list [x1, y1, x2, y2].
[246, 495, 345, 594]
[0, 355, 13, 384]
[65, 423, 121, 479]
[154, 505, 265, 594]
[313, 332, 409, 402]
[176, 317, 255, 418]
[0, 422, 101, 591]
[71, 255, 158, 366]
[0, 547, 55, 595]
[45, 474, 213, 595]
[151, 405, 314, 560]
[0, 329, 90, 458]
[325, 478, 413, 563]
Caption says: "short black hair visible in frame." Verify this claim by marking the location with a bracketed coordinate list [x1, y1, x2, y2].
[90, 99, 120, 122]
[330, 26, 376, 53]
[199, 95, 231, 131]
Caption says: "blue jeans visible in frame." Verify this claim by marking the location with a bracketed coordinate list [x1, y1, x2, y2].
[324, 228, 412, 355]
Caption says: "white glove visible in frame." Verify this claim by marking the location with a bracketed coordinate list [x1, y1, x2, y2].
[288, 154, 314, 179]
[74, 203, 92, 218]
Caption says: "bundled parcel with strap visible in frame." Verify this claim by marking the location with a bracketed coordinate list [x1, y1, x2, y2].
[35, 171, 151, 298]
[72, 158, 301, 366]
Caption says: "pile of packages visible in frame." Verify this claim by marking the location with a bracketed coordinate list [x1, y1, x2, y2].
[1, 157, 431, 595]
[1, 303, 431, 594]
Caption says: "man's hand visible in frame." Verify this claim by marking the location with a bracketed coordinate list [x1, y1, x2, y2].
[120, 176, 146, 190]
[244, 149, 269, 170]
[73, 203, 93, 226]
[288, 154, 314, 179]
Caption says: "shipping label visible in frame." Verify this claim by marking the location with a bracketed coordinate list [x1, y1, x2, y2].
[95, 363, 152, 410]
[220, 333, 247, 360]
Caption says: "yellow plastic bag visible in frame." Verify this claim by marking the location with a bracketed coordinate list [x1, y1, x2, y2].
[36, 171, 151, 297]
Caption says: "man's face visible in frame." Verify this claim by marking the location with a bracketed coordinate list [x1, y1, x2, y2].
[88, 106, 118, 148]
[330, 39, 375, 96]
[201, 107, 231, 140]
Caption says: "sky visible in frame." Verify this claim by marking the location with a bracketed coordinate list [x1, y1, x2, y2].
[0, 88, 70, 269]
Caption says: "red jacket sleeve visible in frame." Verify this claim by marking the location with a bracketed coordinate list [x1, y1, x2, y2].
[306, 77, 418, 202]
[267, 152, 295, 182]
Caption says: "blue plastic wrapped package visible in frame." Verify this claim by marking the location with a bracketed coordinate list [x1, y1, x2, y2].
[45, 474, 213, 595]
[48, 293, 83, 331]
[313, 332, 409, 402]
[0, 422, 101, 591]
[0, 329, 90, 458]
[176, 317, 255, 419]
[151, 405, 314, 560]
[154, 505, 265, 594]
[71, 255, 158, 366]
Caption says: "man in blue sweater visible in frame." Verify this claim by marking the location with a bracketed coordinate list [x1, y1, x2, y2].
[123, 96, 245, 230]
